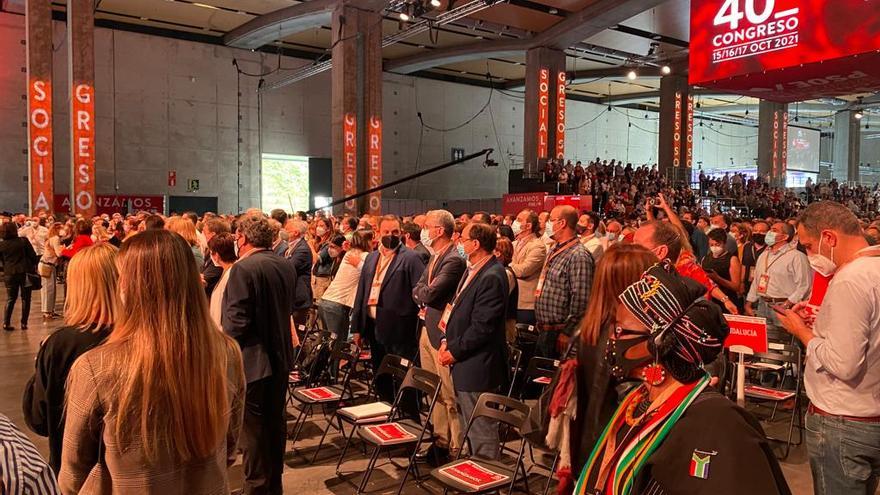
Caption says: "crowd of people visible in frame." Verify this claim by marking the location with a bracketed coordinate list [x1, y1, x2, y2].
[0, 180, 879, 494]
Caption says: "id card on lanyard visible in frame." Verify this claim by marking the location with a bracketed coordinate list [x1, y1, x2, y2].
[368, 253, 394, 306]
[535, 238, 578, 298]
[757, 246, 790, 296]
[439, 255, 491, 333]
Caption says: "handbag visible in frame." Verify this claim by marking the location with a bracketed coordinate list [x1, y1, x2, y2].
[38, 261, 54, 278]
[523, 329, 580, 448]
[24, 272, 42, 290]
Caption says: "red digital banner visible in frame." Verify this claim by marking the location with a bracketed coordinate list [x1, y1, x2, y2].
[54, 194, 164, 215]
[502, 192, 547, 216]
[673, 91, 683, 168]
[685, 94, 695, 168]
[28, 79, 53, 213]
[555, 71, 566, 160]
[543, 195, 593, 214]
[724, 314, 768, 353]
[343, 113, 357, 213]
[71, 83, 96, 217]
[537, 68, 550, 159]
[690, 0, 880, 101]
[367, 116, 382, 215]
[781, 111, 789, 175]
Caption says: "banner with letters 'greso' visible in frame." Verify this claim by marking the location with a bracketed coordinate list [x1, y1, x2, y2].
[689, 0, 880, 102]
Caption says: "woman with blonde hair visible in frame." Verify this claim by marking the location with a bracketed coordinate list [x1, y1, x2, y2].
[39, 222, 64, 319]
[23, 243, 119, 473]
[59, 230, 245, 494]
[166, 216, 205, 267]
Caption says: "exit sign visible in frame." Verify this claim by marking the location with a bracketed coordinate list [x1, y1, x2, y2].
[188, 179, 200, 192]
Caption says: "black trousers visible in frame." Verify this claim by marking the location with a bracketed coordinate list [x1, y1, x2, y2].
[365, 319, 420, 421]
[241, 374, 288, 495]
[4, 274, 31, 327]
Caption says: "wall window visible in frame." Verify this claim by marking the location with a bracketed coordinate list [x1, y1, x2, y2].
[262, 154, 309, 213]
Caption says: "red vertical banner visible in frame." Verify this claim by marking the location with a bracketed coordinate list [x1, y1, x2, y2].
[28, 80, 53, 213]
[71, 83, 96, 216]
[555, 71, 566, 159]
[26, 0, 53, 215]
[685, 94, 694, 168]
[367, 116, 382, 215]
[673, 91, 683, 167]
[343, 113, 357, 213]
[537, 68, 550, 159]
[772, 110, 780, 179]
[781, 112, 789, 176]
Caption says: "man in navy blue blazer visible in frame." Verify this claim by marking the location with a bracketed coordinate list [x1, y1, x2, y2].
[352, 214, 426, 407]
[438, 222, 509, 460]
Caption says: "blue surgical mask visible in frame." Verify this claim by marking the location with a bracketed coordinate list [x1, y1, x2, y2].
[764, 231, 778, 246]
[456, 243, 466, 258]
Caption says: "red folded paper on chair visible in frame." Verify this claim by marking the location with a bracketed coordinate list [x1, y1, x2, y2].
[300, 387, 340, 401]
[363, 423, 416, 442]
[439, 460, 509, 490]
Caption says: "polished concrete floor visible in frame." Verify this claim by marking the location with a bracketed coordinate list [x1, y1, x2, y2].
[0, 288, 829, 494]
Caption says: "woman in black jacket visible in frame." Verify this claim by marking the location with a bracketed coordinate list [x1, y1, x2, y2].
[22, 243, 118, 474]
[0, 221, 39, 330]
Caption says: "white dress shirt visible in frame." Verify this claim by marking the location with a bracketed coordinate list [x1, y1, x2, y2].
[806, 247, 880, 416]
[746, 243, 812, 304]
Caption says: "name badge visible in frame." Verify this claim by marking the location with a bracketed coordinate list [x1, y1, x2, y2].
[438, 303, 453, 333]
[418, 306, 427, 321]
[756, 274, 770, 295]
[535, 276, 545, 298]
[368, 283, 380, 305]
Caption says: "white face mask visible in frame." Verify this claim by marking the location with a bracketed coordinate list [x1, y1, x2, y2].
[709, 245, 724, 256]
[511, 220, 523, 237]
[544, 220, 555, 238]
[807, 235, 837, 277]
[421, 228, 438, 248]
[607, 232, 618, 241]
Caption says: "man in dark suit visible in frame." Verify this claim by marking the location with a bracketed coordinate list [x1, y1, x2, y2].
[352, 214, 426, 408]
[413, 210, 466, 464]
[284, 219, 313, 329]
[222, 214, 296, 495]
[439, 222, 509, 460]
[270, 220, 289, 257]
[403, 221, 431, 265]
[201, 218, 230, 297]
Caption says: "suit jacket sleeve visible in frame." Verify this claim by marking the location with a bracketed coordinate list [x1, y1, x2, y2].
[58, 356, 102, 494]
[350, 255, 373, 335]
[22, 339, 52, 436]
[510, 240, 546, 279]
[413, 256, 465, 307]
[406, 254, 427, 305]
[221, 264, 252, 342]
[447, 272, 506, 362]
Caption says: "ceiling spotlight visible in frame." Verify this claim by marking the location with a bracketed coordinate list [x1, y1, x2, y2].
[627, 70, 637, 80]
[854, 111, 864, 120]
[430, 0, 441, 7]
[661, 65, 671, 75]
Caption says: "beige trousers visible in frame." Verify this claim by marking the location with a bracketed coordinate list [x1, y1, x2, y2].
[418, 327, 461, 451]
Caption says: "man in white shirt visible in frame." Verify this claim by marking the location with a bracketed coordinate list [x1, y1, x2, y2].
[778, 201, 880, 495]
[577, 212, 603, 262]
[744, 222, 811, 330]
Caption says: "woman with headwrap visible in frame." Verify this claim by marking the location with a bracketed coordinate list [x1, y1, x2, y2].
[574, 260, 790, 495]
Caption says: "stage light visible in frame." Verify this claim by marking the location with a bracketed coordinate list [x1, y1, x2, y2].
[430, 0, 441, 7]
[661, 65, 671, 75]
[399, 10, 410, 20]
[627, 70, 637, 80]
[855, 111, 864, 120]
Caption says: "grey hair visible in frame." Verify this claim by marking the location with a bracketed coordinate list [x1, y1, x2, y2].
[427, 209, 455, 237]
[285, 219, 308, 236]
[798, 201, 861, 237]
[238, 214, 275, 248]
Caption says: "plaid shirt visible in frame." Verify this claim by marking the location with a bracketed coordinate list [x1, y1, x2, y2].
[535, 239, 595, 335]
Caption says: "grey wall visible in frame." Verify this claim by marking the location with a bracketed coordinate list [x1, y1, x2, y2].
[0, 11, 767, 213]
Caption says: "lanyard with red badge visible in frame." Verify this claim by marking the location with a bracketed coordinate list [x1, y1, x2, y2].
[535, 237, 579, 298]
[756, 245, 792, 295]
[368, 252, 395, 306]
[418, 243, 453, 320]
[438, 254, 492, 332]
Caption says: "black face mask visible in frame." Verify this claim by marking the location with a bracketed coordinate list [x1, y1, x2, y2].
[605, 329, 654, 380]
[752, 233, 766, 246]
[380, 234, 400, 250]
[575, 225, 587, 235]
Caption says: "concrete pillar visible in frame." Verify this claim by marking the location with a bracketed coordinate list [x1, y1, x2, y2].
[833, 110, 861, 183]
[67, 0, 96, 217]
[330, 4, 382, 216]
[757, 100, 789, 187]
[523, 47, 565, 180]
[26, 0, 53, 214]
[658, 75, 693, 184]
